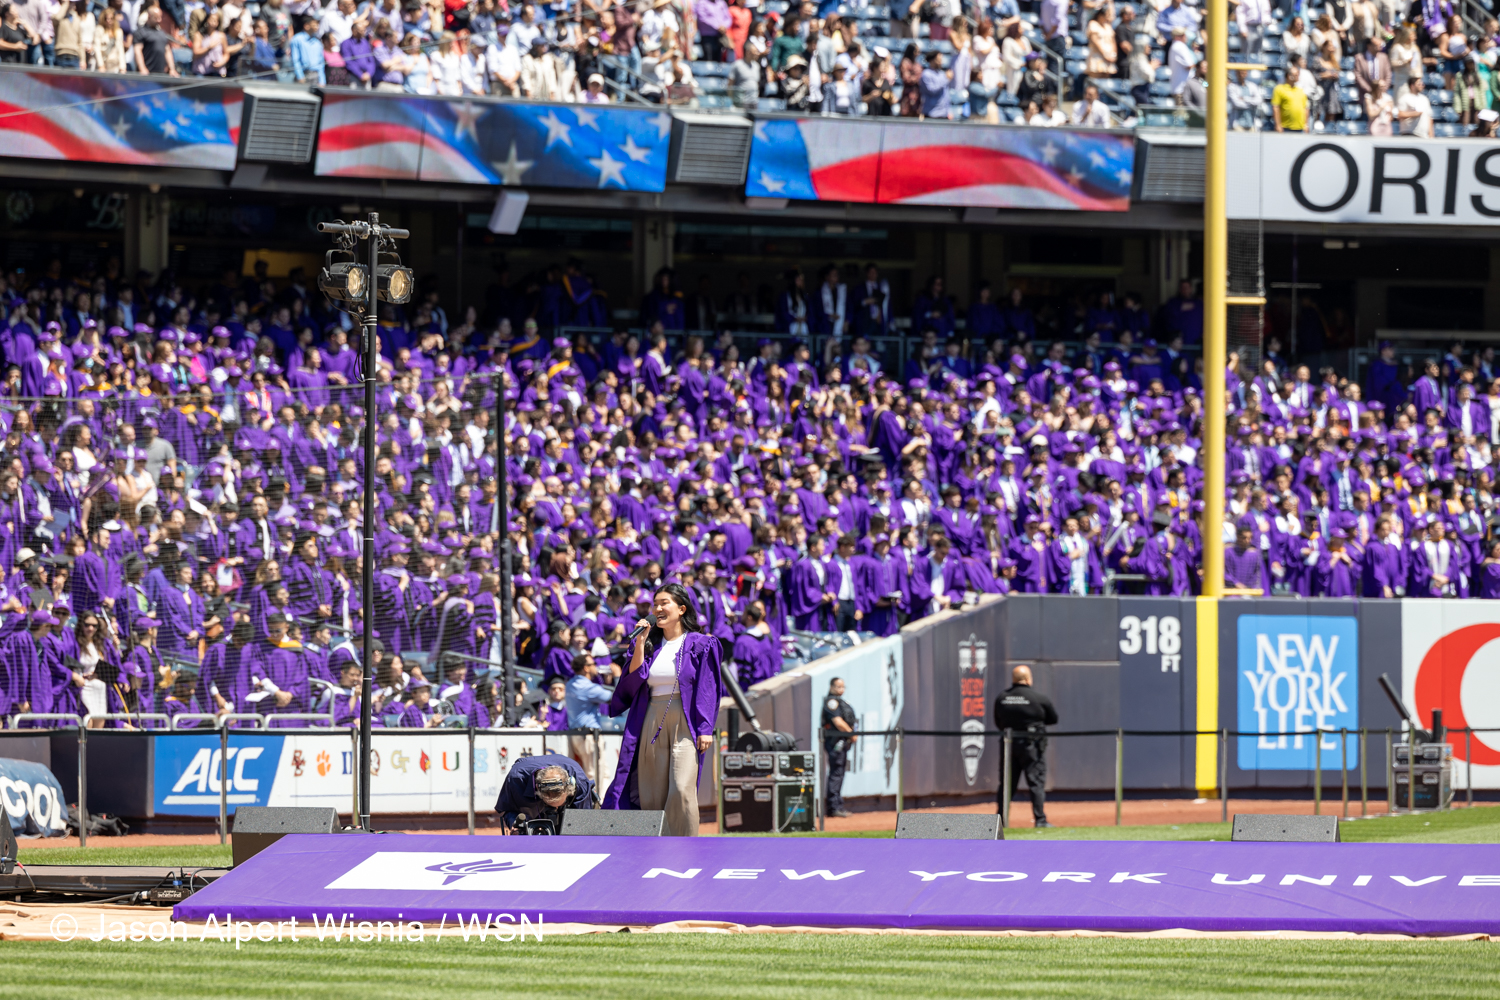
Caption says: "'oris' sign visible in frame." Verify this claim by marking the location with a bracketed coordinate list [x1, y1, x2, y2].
[1226, 133, 1500, 225]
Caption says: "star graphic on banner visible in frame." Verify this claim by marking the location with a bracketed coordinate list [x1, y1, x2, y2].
[203, 129, 217, 140]
[755, 170, 786, 194]
[491, 141, 535, 185]
[160, 119, 179, 139]
[574, 106, 600, 130]
[110, 117, 131, 140]
[590, 148, 627, 188]
[151, 94, 166, 109]
[176, 113, 191, 127]
[1115, 168, 1132, 186]
[1040, 141, 1060, 165]
[753, 120, 770, 142]
[651, 112, 671, 138]
[538, 109, 573, 149]
[453, 100, 484, 143]
[1087, 151, 1106, 168]
[1066, 167, 1085, 187]
[619, 135, 652, 163]
[191, 99, 208, 115]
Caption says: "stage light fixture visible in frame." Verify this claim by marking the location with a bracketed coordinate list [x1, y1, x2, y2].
[376, 263, 414, 304]
[319, 251, 368, 303]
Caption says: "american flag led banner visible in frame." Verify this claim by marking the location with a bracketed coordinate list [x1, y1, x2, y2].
[746, 117, 1134, 211]
[315, 93, 671, 192]
[0, 70, 241, 169]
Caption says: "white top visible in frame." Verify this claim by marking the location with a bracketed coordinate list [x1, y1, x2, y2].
[648, 634, 686, 697]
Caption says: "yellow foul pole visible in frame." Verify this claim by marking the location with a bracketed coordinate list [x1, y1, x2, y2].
[1200, 0, 1227, 598]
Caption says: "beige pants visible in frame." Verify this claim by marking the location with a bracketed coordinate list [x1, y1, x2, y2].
[636, 694, 700, 836]
[569, 734, 598, 785]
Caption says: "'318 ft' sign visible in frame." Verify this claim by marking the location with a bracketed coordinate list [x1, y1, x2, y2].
[1120, 615, 1182, 672]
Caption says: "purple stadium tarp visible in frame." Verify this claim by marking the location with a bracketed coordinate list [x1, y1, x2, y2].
[174, 834, 1500, 934]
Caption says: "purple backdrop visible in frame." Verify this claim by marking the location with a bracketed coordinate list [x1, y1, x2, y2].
[175, 834, 1500, 934]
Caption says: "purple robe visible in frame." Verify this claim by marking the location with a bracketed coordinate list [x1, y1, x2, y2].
[854, 553, 902, 637]
[199, 640, 254, 714]
[789, 556, 834, 631]
[1223, 545, 1264, 593]
[603, 631, 723, 811]
[732, 627, 781, 689]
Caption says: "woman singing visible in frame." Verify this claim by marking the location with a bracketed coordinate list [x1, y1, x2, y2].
[602, 584, 723, 836]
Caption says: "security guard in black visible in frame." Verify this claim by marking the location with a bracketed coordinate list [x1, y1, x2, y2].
[993, 665, 1058, 827]
[822, 677, 857, 818]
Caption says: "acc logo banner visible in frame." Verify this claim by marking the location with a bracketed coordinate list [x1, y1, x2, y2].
[326, 852, 609, 893]
[1237, 615, 1358, 770]
[154, 735, 285, 815]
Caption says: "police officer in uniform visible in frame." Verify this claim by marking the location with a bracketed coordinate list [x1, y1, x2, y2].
[495, 752, 595, 834]
[822, 677, 857, 818]
[993, 664, 1058, 828]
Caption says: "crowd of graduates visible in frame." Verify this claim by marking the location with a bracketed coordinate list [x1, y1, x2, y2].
[0, 253, 1497, 732]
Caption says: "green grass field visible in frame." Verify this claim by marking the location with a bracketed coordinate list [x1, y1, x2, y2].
[1, 934, 1496, 999]
[15, 804, 1498, 867]
[8, 806, 1497, 998]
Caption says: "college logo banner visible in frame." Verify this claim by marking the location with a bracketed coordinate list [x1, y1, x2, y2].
[745, 118, 1134, 210]
[1236, 615, 1359, 770]
[1401, 601, 1500, 789]
[314, 93, 670, 191]
[1227, 132, 1500, 225]
[152, 730, 617, 816]
[0, 70, 241, 169]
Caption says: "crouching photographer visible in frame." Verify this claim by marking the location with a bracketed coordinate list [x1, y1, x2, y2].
[496, 753, 596, 835]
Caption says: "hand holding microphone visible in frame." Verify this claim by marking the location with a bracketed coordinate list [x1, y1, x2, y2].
[628, 614, 657, 650]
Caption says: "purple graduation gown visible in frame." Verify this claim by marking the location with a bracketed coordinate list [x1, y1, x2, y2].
[603, 631, 724, 811]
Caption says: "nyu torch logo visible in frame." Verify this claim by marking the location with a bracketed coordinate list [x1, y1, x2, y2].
[958, 635, 988, 786]
[425, 859, 525, 885]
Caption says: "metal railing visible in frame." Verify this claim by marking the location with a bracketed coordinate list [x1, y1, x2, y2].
[0, 723, 623, 850]
[830, 724, 1493, 828]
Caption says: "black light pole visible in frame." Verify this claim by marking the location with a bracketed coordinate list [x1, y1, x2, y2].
[318, 212, 410, 832]
[494, 356, 513, 720]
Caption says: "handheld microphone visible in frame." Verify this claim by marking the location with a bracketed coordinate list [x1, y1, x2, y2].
[626, 614, 657, 644]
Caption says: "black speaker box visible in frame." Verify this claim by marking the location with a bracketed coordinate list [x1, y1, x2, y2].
[895, 813, 1004, 840]
[1230, 814, 1341, 843]
[231, 806, 340, 866]
[559, 809, 665, 836]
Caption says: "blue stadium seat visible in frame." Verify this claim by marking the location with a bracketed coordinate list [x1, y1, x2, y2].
[1434, 89, 1454, 106]
[1346, 121, 1370, 134]
[757, 97, 787, 111]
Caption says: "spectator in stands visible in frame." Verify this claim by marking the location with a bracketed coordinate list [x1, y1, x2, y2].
[133, 6, 178, 77]
[1072, 81, 1111, 126]
[1039, 0, 1068, 68]
[1029, 90, 1066, 124]
[1397, 73, 1434, 136]
[1086, 6, 1116, 79]
[1166, 25, 1194, 100]
[918, 49, 951, 119]
[1272, 63, 1309, 132]
[288, 16, 324, 84]
[1354, 35, 1391, 100]
[50, 0, 90, 69]
[1366, 77, 1397, 134]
